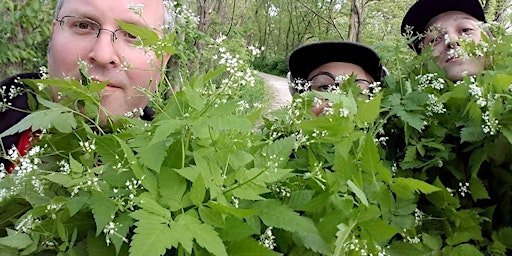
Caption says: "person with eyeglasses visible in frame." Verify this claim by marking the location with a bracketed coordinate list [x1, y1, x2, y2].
[287, 41, 386, 116]
[0, 0, 174, 173]
[401, 0, 489, 81]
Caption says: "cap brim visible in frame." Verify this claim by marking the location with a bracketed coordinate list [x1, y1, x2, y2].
[288, 41, 383, 83]
[401, 0, 486, 54]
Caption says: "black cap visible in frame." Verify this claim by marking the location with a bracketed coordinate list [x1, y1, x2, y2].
[401, 0, 486, 54]
[288, 41, 383, 87]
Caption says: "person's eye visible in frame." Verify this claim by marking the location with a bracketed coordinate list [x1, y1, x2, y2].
[319, 85, 331, 91]
[118, 30, 139, 42]
[430, 35, 443, 44]
[461, 27, 474, 33]
[74, 20, 96, 31]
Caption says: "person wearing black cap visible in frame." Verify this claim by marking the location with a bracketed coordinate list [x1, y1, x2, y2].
[287, 41, 385, 115]
[401, 0, 489, 81]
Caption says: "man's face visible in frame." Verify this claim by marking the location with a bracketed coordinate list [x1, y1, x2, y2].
[307, 62, 374, 116]
[48, 0, 170, 122]
[422, 11, 485, 81]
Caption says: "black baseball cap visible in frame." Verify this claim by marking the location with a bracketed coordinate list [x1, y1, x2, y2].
[288, 41, 384, 91]
[401, 0, 486, 54]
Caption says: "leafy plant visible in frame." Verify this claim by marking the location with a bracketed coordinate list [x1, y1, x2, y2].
[1, 13, 512, 256]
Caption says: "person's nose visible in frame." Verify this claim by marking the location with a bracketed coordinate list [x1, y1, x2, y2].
[444, 31, 460, 50]
[87, 30, 121, 68]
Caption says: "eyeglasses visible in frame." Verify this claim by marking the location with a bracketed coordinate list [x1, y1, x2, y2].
[55, 16, 139, 45]
[309, 72, 372, 92]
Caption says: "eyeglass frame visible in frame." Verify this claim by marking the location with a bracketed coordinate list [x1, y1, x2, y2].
[308, 71, 373, 92]
[55, 15, 140, 43]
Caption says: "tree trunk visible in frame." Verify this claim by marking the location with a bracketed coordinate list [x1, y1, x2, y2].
[348, 0, 362, 42]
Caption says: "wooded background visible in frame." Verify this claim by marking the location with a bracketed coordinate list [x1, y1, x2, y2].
[1, 0, 511, 78]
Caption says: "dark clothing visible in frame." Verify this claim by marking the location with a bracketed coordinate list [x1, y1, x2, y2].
[0, 73, 39, 169]
[0, 73, 155, 170]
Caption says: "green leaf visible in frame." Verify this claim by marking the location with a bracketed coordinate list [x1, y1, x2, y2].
[158, 169, 187, 211]
[190, 174, 206, 206]
[110, 213, 133, 255]
[445, 243, 484, 256]
[43, 173, 74, 187]
[469, 177, 490, 201]
[393, 177, 441, 194]
[86, 232, 116, 256]
[0, 233, 32, 249]
[135, 193, 171, 219]
[361, 134, 391, 182]
[422, 233, 442, 250]
[497, 227, 512, 247]
[218, 216, 258, 241]
[130, 218, 176, 256]
[226, 238, 280, 256]
[295, 230, 332, 255]
[252, 200, 322, 236]
[199, 205, 225, 228]
[117, 20, 160, 45]
[67, 194, 90, 217]
[396, 109, 425, 131]
[136, 140, 169, 173]
[356, 93, 382, 123]
[334, 223, 356, 256]
[360, 219, 399, 244]
[0, 97, 76, 137]
[90, 190, 118, 236]
[347, 180, 369, 206]
[174, 215, 228, 256]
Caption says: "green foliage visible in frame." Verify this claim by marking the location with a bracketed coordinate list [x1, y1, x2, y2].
[0, 0, 55, 77]
[2, 5, 512, 256]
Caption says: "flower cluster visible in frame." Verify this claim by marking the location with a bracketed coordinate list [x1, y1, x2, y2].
[258, 227, 277, 250]
[415, 73, 445, 91]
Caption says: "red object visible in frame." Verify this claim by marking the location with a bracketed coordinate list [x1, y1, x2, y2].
[6, 129, 33, 174]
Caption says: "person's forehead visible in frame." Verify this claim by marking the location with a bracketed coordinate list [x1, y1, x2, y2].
[60, 0, 164, 25]
[308, 62, 368, 78]
[426, 11, 479, 30]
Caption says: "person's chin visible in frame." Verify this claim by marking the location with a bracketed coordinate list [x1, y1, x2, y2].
[444, 62, 482, 81]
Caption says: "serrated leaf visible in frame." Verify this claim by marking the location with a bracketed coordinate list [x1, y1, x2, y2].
[334, 223, 355, 256]
[497, 227, 512, 247]
[225, 238, 280, 256]
[190, 174, 206, 205]
[159, 169, 187, 211]
[469, 177, 490, 201]
[135, 193, 171, 219]
[0, 97, 75, 137]
[199, 206, 225, 228]
[252, 200, 320, 234]
[295, 230, 332, 255]
[446, 243, 484, 256]
[111, 213, 133, 255]
[117, 20, 159, 45]
[396, 110, 425, 131]
[130, 219, 176, 256]
[422, 233, 442, 250]
[394, 177, 441, 194]
[43, 173, 74, 187]
[356, 93, 382, 123]
[218, 216, 258, 241]
[347, 180, 369, 206]
[90, 190, 117, 236]
[360, 219, 399, 244]
[151, 119, 186, 144]
[0, 233, 32, 249]
[176, 215, 228, 256]
[67, 195, 89, 217]
[86, 231, 116, 256]
[94, 135, 122, 166]
[136, 140, 169, 173]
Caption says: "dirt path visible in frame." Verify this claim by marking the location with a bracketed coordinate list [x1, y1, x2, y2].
[256, 71, 292, 111]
